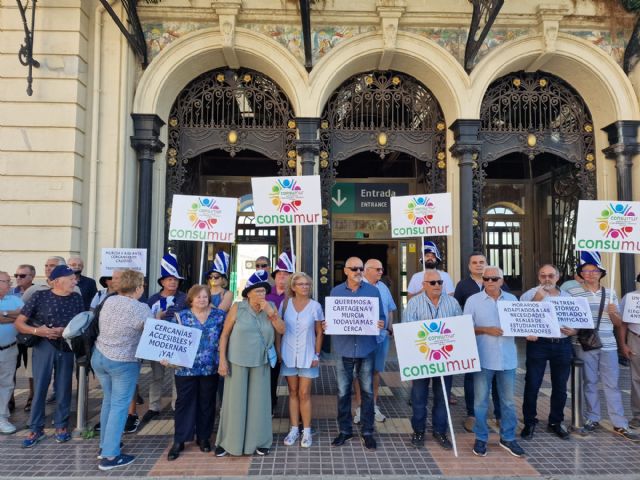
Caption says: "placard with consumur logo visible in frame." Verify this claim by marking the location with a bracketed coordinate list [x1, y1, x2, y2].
[168, 195, 238, 243]
[390, 192, 452, 238]
[394, 314, 480, 381]
[575, 200, 640, 253]
[251, 176, 322, 226]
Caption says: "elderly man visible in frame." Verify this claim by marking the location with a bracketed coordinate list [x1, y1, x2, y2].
[464, 266, 524, 458]
[454, 252, 502, 432]
[67, 256, 98, 311]
[255, 255, 275, 287]
[11, 265, 35, 411]
[15, 265, 84, 447]
[0, 271, 24, 433]
[520, 264, 576, 440]
[407, 242, 454, 299]
[12, 265, 35, 298]
[22, 256, 67, 303]
[328, 257, 385, 450]
[403, 269, 461, 450]
[353, 258, 397, 424]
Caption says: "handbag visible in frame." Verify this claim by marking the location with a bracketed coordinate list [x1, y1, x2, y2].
[254, 313, 277, 368]
[16, 319, 42, 348]
[578, 287, 605, 351]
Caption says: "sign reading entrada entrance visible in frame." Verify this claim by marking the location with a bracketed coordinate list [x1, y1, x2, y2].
[331, 182, 409, 214]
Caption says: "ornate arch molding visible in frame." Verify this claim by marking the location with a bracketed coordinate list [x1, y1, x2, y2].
[316, 71, 447, 296]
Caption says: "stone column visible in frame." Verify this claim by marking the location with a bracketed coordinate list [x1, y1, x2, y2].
[450, 119, 482, 280]
[295, 118, 320, 277]
[602, 120, 640, 296]
[130, 114, 165, 281]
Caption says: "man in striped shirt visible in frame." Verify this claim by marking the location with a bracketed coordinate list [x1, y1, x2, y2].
[402, 269, 461, 450]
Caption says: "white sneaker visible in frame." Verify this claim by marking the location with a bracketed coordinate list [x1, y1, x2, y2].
[301, 432, 312, 448]
[283, 428, 300, 446]
[353, 406, 361, 424]
[0, 418, 16, 434]
[374, 405, 386, 423]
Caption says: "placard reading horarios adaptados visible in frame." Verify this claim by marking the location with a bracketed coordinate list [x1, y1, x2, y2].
[135, 318, 202, 368]
[324, 297, 380, 335]
[546, 296, 594, 329]
[394, 315, 480, 381]
[497, 301, 561, 338]
[390, 192, 452, 238]
[251, 176, 322, 226]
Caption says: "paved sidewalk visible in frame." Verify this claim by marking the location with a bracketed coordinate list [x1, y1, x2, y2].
[2, 341, 640, 478]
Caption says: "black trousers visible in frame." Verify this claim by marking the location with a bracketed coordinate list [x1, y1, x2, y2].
[270, 360, 281, 410]
[174, 374, 219, 443]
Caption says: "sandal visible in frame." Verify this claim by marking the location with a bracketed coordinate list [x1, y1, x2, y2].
[24, 397, 32, 412]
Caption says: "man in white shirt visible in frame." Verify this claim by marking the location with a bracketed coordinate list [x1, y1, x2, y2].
[407, 242, 454, 299]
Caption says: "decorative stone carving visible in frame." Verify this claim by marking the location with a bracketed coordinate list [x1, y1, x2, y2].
[214, 0, 242, 68]
[376, 0, 406, 70]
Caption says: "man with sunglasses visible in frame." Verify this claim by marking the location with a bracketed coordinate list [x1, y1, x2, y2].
[464, 266, 525, 458]
[519, 264, 575, 440]
[255, 256, 275, 287]
[403, 269, 461, 450]
[328, 257, 385, 450]
[12, 265, 35, 298]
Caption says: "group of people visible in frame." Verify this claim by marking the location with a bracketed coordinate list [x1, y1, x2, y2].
[1, 242, 640, 471]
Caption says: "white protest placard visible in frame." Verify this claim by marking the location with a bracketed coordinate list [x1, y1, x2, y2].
[251, 176, 322, 226]
[168, 195, 238, 243]
[324, 297, 380, 335]
[390, 192, 452, 238]
[135, 318, 202, 368]
[546, 296, 594, 329]
[576, 200, 640, 253]
[100, 248, 147, 276]
[394, 315, 480, 381]
[623, 293, 640, 324]
[497, 301, 561, 338]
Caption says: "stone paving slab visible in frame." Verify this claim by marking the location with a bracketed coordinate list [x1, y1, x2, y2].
[2, 340, 640, 478]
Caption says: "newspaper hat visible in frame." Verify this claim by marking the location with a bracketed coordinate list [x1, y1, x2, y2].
[422, 241, 442, 262]
[577, 251, 606, 278]
[158, 252, 184, 286]
[206, 251, 230, 278]
[272, 251, 295, 278]
[242, 270, 272, 297]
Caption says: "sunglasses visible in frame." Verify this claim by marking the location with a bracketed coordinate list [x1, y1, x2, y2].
[256, 263, 269, 268]
[346, 267, 364, 272]
[367, 267, 384, 272]
[423, 280, 443, 286]
[482, 276, 501, 282]
[210, 274, 222, 280]
[14, 274, 29, 278]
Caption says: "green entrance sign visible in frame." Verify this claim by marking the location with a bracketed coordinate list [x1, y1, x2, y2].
[331, 182, 409, 213]
[331, 183, 355, 213]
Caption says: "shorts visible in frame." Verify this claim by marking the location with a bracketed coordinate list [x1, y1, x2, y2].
[374, 336, 390, 373]
[281, 363, 319, 379]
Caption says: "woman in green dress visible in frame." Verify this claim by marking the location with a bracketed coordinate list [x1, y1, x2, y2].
[215, 270, 285, 456]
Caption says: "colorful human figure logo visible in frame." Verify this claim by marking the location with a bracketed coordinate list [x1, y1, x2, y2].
[405, 196, 435, 225]
[597, 203, 637, 239]
[270, 178, 304, 213]
[188, 197, 222, 230]
[415, 321, 454, 361]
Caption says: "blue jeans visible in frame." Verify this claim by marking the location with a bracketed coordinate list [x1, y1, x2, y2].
[473, 368, 517, 442]
[335, 353, 375, 436]
[464, 372, 501, 418]
[30, 340, 75, 431]
[576, 347, 628, 428]
[92, 348, 140, 457]
[522, 339, 572, 425]
[411, 375, 451, 434]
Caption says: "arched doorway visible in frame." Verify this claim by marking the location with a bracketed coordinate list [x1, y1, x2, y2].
[318, 71, 447, 306]
[477, 71, 596, 293]
[164, 68, 296, 288]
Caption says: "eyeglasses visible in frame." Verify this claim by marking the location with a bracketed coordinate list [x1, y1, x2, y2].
[256, 263, 269, 268]
[0, 279, 9, 284]
[210, 274, 222, 280]
[367, 267, 384, 272]
[14, 274, 29, 278]
[294, 282, 310, 287]
[346, 267, 364, 272]
[482, 277, 501, 282]
[581, 269, 601, 274]
[423, 280, 443, 286]
[539, 273, 556, 279]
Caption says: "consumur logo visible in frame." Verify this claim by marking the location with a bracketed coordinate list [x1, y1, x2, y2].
[405, 196, 435, 226]
[597, 203, 637, 239]
[415, 321, 454, 361]
[188, 197, 222, 229]
[270, 178, 303, 213]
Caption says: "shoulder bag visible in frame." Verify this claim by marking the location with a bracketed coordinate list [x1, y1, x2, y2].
[577, 287, 605, 351]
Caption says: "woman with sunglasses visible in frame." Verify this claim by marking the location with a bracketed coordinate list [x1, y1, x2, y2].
[207, 252, 233, 313]
[279, 272, 324, 448]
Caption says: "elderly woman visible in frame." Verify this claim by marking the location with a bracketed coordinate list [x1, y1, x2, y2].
[215, 270, 285, 457]
[91, 270, 149, 470]
[279, 272, 323, 448]
[166, 285, 225, 461]
[207, 251, 233, 313]
[568, 251, 639, 441]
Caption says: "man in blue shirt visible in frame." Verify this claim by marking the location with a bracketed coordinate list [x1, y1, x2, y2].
[328, 257, 385, 450]
[464, 266, 525, 458]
